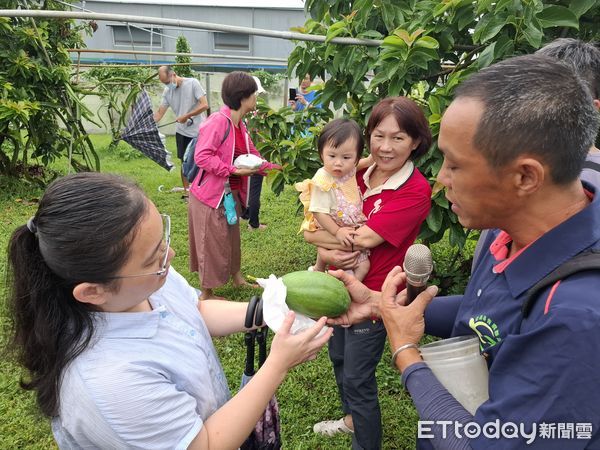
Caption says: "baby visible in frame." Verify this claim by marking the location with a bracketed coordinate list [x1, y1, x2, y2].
[296, 118, 370, 280]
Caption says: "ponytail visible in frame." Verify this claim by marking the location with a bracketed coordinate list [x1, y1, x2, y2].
[7, 225, 95, 416]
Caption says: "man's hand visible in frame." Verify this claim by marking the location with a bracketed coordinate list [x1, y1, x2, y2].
[317, 247, 360, 270]
[379, 266, 438, 351]
[335, 227, 356, 247]
[175, 115, 189, 124]
[326, 269, 379, 326]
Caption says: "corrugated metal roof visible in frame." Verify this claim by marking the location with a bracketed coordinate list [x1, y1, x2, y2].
[83, 0, 305, 9]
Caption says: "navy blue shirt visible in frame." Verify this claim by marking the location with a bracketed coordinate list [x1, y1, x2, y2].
[417, 183, 600, 449]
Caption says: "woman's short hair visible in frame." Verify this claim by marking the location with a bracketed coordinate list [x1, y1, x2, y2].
[317, 118, 364, 163]
[366, 97, 432, 159]
[221, 71, 258, 110]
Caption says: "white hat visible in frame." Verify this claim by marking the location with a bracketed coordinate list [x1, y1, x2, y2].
[252, 76, 266, 94]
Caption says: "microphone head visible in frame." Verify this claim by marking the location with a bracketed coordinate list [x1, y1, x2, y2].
[403, 244, 433, 286]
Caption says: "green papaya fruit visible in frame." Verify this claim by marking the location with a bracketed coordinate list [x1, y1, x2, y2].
[281, 270, 350, 318]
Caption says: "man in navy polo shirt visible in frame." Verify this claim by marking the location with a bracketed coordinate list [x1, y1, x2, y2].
[331, 54, 600, 449]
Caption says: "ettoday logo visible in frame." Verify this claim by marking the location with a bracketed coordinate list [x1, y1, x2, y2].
[469, 314, 501, 351]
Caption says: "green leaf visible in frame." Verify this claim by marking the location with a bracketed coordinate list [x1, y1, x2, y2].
[428, 95, 441, 115]
[536, 5, 579, 29]
[473, 15, 506, 44]
[569, 0, 597, 18]
[432, 1, 453, 17]
[426, 205, 443, 233]
[449, 222, 467, 248]
[381, 2, 400, 33]
[455, 6, 475, 31]
[287, 49, 302, 77]
[388, 76, 404, 97]
[414, 36, 439, 50]
[325, 26, 348, 43]
[521, 22, 543, 48]
[333, 91, 348, 110]
[380, 49, 406, 61]
[369, 69, 391, 88]
[495, 0, 514, 12]
[476, 42, 496, 69]
[493, 32, 514, 59]
[408, 54, 430, 70]
[382, 35, 407, 49]
[328, 21, 347, 32]
[476, 0, 494, 14]
[433, 193, 449, 208]
[357, 30, 385, 40]
[409, 46, 439, 61]
[428, 113, 442, 125]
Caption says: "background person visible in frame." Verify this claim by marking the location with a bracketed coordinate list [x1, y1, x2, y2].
[6, 172, 332, 449]
[241, 76, 269, 231]
[289, 74, 318, 111]
[537, 38, 600, 185]
[189, 71, 280, 301]
[330, 55, 600, 449]
[153, 65, 209, 194]
[305, 97, 432, 449]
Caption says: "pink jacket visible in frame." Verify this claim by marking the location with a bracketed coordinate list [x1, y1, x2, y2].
[190, 105, 276, 209]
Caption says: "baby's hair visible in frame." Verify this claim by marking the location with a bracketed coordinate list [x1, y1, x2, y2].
[317, 118, 365, 163]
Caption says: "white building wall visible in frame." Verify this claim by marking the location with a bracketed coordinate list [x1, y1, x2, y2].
[76, 1, 307, 69]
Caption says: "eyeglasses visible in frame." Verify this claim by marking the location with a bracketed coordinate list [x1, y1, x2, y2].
[109, 214, 171, 279]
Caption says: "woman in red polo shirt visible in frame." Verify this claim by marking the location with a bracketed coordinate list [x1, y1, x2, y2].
[305, 97, 432, 449]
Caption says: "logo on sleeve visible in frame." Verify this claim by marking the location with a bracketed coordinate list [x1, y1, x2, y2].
[469, 314, 502, 351]
[367, 199, 382, 219]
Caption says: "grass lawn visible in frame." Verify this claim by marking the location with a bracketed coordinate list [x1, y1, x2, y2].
[1, 135, 472, 449]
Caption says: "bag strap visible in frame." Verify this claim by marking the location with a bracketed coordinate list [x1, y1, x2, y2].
[216, 111, 232, 145]
[221, 119, 231, 145]
[583, 161, 600, 172]
[254, 297, 268, 368]
[244, 295, 261, 377]
[522, 249, 600, 318]
[193, 118, 231, 186]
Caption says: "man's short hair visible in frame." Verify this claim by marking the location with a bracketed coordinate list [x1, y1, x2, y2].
[454, 54, 599, 184]
[158, 65, 174, 76]
[536, 38, 600, 99]
[221, 71, 257, 110]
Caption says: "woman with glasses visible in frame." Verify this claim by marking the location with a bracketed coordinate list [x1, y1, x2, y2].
[6, 172, 331, 449]
[189, 71, 281, 301]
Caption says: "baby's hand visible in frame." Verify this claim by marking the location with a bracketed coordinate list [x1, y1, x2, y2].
[335, 227, 356, 247]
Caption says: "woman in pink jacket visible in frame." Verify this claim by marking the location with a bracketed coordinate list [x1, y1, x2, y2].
[189, 72, 279, 300]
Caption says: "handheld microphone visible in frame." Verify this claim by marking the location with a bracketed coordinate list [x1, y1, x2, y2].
[403, 244, 433, 305]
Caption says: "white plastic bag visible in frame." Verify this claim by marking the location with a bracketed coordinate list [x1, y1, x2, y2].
[234, 153, 264, 169]
[258, 274, 329, 337]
